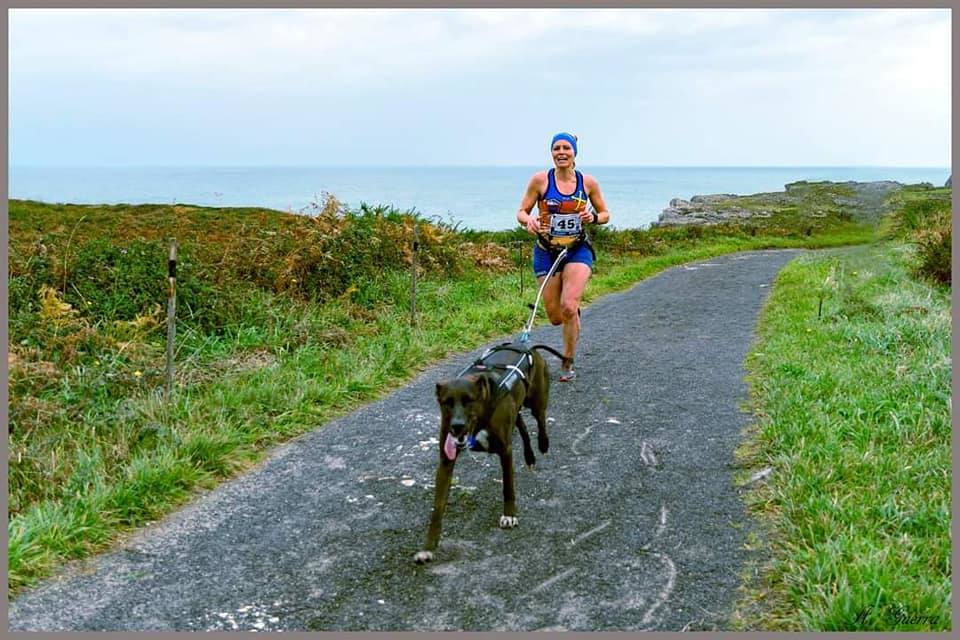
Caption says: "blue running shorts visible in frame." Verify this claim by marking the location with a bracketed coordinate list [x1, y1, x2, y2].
[532, 241, 594, 278]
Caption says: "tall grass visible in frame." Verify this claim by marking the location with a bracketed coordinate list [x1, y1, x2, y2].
[880, 184, 951, 285]
[733, 242, 951, 631]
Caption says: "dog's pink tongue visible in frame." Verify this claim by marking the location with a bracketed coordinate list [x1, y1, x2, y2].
[443, 433, 458, 461]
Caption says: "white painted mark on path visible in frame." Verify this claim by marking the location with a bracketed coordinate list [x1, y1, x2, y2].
[640, 442, 658, 466]
[404, 412, 435, 427]
[641, 505, 669, 551]
[571, 425, 593, 456]
[567, 520, 611, 549]
[203, 601, 283, 632]
[323, 455, 346, 470]
[640, 552, 677, 627]
[358, 474, 396, 483]
[418, 437, 439, 451]
[685, 262, 722, 272]
[606, 417, 621, 425]
[532, 568, 577, 593]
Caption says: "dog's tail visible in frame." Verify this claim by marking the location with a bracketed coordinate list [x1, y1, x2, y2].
[529, 344, 566, 361]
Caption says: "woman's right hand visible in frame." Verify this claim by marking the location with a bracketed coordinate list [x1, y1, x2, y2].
[518, 173, 547, 235]
[524, 214, 540, 234]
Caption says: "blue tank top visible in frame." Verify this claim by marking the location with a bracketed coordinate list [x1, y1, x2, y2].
[537, 169, 589, 249]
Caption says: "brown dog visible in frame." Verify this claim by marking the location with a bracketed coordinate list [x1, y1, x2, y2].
[413, 342, 561, 564]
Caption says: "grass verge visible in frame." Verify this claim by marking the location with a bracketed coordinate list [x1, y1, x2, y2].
[732, 242, 951, 631]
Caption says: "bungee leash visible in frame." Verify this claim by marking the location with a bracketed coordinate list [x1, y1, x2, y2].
[519, 247, 568, 343]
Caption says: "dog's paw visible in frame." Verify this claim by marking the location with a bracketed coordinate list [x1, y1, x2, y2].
[499, 515, 519, 529]
[413, 550, 434, 564]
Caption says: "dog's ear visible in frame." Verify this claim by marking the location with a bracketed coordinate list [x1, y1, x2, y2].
[436, 381, 447, 401]
[476, 374, 492, 403]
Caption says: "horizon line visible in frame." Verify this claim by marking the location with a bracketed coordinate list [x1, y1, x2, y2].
[11, 163, 952, 170]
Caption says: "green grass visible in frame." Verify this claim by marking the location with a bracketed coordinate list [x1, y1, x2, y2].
[732, 242, 951, 631]
[3, 190, 883, 596]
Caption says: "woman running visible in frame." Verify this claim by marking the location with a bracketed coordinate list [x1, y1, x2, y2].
[515, 132, 611, 381]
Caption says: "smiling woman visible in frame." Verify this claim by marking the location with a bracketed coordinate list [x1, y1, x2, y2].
[516, 132, 612, 382]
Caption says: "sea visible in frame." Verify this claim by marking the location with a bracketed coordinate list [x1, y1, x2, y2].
[9, 165, 950, 231]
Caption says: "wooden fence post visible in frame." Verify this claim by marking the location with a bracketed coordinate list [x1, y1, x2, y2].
[411, 224, 419, 327]
[518, 241, 525, 296]
[165, 239, 177, 402]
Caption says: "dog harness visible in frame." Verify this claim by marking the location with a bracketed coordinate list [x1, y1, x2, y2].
[455, 343, 536, 453]
[456, 343, 535, 400]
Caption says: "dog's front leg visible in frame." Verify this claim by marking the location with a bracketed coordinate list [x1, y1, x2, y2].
[498, 449, 519, 529]
[414, 456, 455, 563]
[516, 413, 536, 468]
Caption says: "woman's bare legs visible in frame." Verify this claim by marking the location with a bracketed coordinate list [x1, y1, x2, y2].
[539, 261, 592, 379]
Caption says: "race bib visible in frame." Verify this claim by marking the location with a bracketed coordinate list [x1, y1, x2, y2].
[549, 213, 582, 237]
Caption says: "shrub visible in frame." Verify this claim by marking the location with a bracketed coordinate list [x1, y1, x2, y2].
[912, 210, 951, 286]
[886, 194, 951, 239]
[9, 241, 57, 338]
[66, 238, 170, 323]
[263, 203, 467, 305]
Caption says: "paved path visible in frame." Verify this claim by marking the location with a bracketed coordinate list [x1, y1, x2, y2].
[8, 249, 800, 631]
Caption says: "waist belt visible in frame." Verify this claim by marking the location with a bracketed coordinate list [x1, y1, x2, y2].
[536, 233, 596, 261]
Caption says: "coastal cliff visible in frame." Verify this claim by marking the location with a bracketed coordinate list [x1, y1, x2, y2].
[655, 180, 907, 227]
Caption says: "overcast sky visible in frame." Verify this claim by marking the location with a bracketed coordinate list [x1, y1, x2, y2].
[9, 8, 952, 167]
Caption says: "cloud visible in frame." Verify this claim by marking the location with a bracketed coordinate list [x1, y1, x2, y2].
[0, 9, 835, 79]
[11, 9, 948, 88]
[9, 8, 950, 166]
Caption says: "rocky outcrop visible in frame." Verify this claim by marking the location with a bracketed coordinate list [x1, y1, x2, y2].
[655, 180, 905, 227]
[657, 197, 770, 226]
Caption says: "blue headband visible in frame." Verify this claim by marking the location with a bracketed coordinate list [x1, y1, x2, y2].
[551, 132, 577, 157]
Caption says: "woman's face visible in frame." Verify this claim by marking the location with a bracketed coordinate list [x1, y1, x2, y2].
[551, 140, 575, 169]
